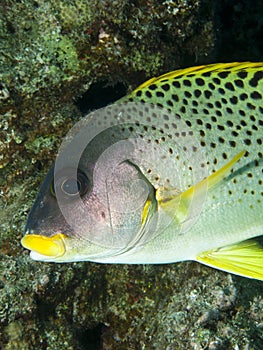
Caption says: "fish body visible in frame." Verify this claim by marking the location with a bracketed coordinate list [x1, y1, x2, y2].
[21, 62, 263, 280]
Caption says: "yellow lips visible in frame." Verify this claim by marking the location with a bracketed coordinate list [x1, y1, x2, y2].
[21, 233, 66, 257]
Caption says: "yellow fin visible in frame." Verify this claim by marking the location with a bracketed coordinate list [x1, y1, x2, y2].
[133, 62, 263, 92]
[21, 233, 66, 257]
[158, 151, 245, 223]
[179, 150, 245, 202]
[196, 240, 263, 281]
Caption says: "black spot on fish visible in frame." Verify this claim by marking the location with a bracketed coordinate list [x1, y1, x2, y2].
[247, 102, 256, 110]
[201, 71, 212, 77]
[184, 91, 192, 98]
[208, 82, 215, 90]
[204, 90, 212, 99]
[194, 89, 201, 98]
[161, 84, 170, 91]
[195, 78, 205, 86]
[172, 94, 179, 102]
[251, 91, 262, 99]
[240, 93, 248, 100]
[180, 106, 186, 113]
[136, 90, 142, 97]
[226, 120, 233, 127]
[234, 79, 244, 88]
[237, 71, 248, 79]
[230, 96, 238, 104]
[218, 71, 229, 78]
[183, 79, 191, 87]
[249, 71, 263, 87]
[212, 77, 220, 85]
[244, 139, 252, 145]
[145, 90, 152, 98]
[156, 91, 165, 98]
[232, 131, 239, 137]
[225, 82, 235, 91]
[172, 81, 181, 88]
[240, 120, 247, 126]
[239, 110, 245, 116]
[149, 84, 158, 90]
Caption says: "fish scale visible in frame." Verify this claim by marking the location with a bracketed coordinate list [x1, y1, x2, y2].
[122, 62, 263, 199]
[21, 62, 263, 280]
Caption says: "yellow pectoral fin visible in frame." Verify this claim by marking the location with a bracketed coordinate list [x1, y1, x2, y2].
[158, 150, 245, 223]
[179, 150, 245, 203]
[196, 240, 263, 281]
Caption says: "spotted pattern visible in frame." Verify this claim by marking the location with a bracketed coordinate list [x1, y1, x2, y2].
[122, 62, 263, 207]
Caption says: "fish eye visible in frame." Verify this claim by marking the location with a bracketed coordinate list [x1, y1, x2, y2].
[50, 169, 89, 198]
[61, 177, 81, 196]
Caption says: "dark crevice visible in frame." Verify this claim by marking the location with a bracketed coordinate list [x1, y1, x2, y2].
[75, 81, 127, 115]
[75, 323, 105, 350]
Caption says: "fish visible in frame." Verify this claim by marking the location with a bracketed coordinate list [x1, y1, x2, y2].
[21, 62, 263, 280]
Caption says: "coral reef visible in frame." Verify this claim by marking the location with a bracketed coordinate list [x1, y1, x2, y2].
[1, 0, 263, 349]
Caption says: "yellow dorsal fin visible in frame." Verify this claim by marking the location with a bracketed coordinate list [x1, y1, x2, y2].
[133, 62, 263, 92]
[196, 240, 263, 281]
[157, 151, 245, 222]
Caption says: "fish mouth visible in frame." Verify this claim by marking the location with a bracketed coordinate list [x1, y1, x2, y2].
[21, 232, 66, 260]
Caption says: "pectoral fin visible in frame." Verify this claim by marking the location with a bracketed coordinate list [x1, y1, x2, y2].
[157, 150, 245, 223]
[196, 240, 263, 281]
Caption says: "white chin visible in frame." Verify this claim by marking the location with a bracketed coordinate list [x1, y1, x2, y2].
[30, 251, 55, 262]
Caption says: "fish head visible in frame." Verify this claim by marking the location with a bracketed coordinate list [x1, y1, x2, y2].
[21, 108, 159, 262]
[22, 160, 157, 262]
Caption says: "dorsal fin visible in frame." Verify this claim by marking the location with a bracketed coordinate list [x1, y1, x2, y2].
[133, 62, 263, 92]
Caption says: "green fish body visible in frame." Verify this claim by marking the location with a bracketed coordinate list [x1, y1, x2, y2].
[21, 62, 263, 280]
